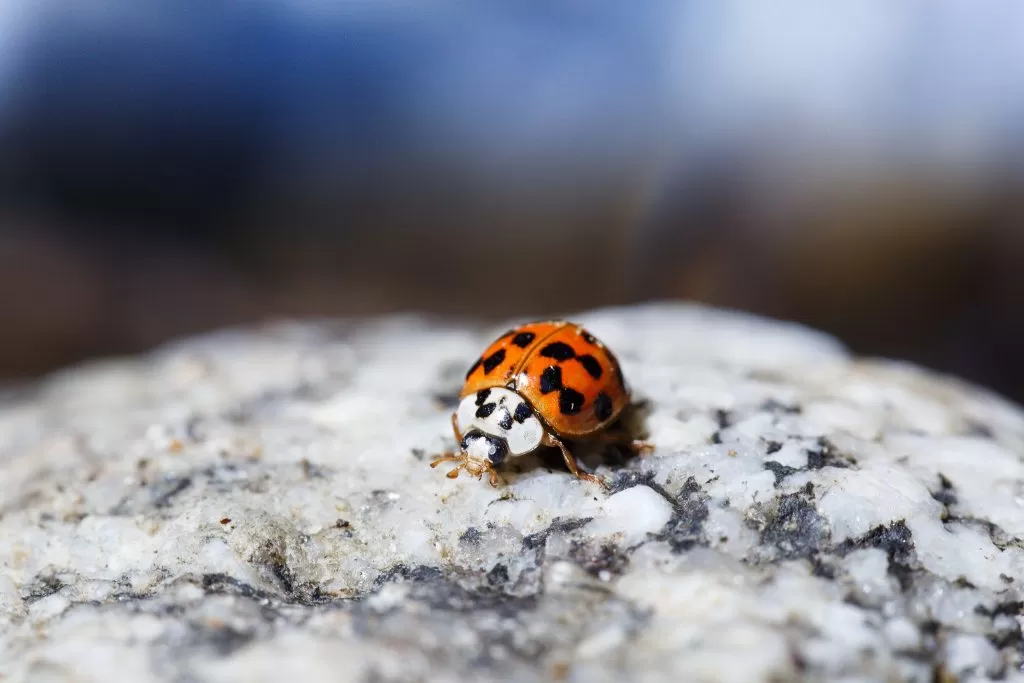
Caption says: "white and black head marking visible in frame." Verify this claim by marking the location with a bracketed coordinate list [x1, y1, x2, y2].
[456, 387, 545, 465]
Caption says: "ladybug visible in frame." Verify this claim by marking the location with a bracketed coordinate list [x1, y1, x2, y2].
[431, 320, 649, 488]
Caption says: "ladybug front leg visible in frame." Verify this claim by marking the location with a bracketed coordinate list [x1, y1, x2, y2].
[542, 433, 609, 489]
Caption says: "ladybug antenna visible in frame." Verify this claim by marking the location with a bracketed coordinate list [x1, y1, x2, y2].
[430, 452, 491, 481]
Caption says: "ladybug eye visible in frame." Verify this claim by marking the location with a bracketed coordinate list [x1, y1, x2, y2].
[486, 436, 508, 465]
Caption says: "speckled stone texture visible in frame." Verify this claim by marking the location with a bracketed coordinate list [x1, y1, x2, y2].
[2, 304, 1024, 683]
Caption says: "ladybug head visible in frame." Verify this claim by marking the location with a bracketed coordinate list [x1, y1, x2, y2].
[460, 431, 508, 467]
[430, 429, 507, 486]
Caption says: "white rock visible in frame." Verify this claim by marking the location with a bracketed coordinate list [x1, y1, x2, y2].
[588, 486, 674, 545]
[1, 302, 1022, 682]
[945, 634, 1001, 678]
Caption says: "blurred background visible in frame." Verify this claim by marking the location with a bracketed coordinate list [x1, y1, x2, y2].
[1, 1, 1024, 401]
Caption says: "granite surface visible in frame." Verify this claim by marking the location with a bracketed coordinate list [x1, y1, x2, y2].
[2, 304, 1024, 682]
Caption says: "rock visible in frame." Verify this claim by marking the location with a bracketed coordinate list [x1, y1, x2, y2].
[1, 303, 1023, 682]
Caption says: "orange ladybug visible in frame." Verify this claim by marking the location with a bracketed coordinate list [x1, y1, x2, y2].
[431, 320, 649, 488]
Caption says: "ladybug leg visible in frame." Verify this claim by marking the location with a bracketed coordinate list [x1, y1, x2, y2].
[450, 413, 464, 444]
[430, 453, 461, 467]
[543, 433, 609, 489]
[589, 430, 655, 456]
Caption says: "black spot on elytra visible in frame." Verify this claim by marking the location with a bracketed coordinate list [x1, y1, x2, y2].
[540, 341, 576, 361]
[594, 392, 613, 422]
[580, 330, 597, 345]
[657, 477, 711, 552]
[540, 366, 563, 394]
[482, 349, 506, 374]
[475, 389, 491, 406]
[577, 354, 603, 379]
[559, 388, 584, 415]
[476, 402, 497, 418]
[465, 357, 482, 379]
[756, 483, 829, 560]
[497, 408, 514, 431]
[511, 332, 536, 348]
[513, 402, 533, 424]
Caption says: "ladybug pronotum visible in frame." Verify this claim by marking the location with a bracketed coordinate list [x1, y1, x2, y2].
[431, 320, 650, 488]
